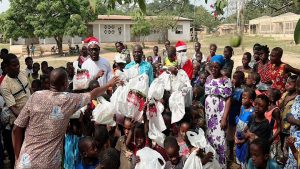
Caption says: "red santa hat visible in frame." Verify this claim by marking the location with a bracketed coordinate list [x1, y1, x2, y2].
[82, 36, 99, 47]
[175, 41, 187, 51]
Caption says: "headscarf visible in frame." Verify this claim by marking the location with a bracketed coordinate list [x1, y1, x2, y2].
[211, 55, 225, 67]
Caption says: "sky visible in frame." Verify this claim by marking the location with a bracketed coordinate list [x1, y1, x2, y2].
[0, 0, 216, 13]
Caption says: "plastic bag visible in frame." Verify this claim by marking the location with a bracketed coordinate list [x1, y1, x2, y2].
[70, 106, 87, 119]
[135, 147, 165, 169]
[92, 97, 116, 126]
[158, 72, 171, 91]
[183, 149, 203, 169]
[124, 64, 139, 80]
[186, 129, 220, 169]
[169, 91, 185, 124]
[73, 69, 91, 90]
[148, 78, 165, 100]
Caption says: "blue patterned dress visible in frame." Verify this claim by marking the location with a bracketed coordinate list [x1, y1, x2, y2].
[284, 95, 300, 169]
[205, 75, 232, 169]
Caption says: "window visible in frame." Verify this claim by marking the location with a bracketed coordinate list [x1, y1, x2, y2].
[104, 25, 115, 34]
[285, 22, 295, 34]
[175, 25, 183, 34]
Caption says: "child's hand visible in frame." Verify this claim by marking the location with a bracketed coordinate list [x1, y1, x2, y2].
[135, 156, 141, 164]
[286, 136, 296, 147]
[202, 152, 214, 165]
[287, 113, 295, 123]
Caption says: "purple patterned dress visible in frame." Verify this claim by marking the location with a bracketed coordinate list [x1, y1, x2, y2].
[205, 75, 232, 169]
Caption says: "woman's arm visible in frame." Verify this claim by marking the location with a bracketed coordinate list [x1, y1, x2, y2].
[286, 64, 300, 75]
[221, 98, 231, 130]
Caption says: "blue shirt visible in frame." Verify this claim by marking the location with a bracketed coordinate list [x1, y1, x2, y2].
[229, 87, 243, 126]
[248, 159, 280, 169]
[125, 61, 154, 84]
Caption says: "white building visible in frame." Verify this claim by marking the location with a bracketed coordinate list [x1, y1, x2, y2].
[11, 15, 192, 45]
[249, 12, 300, 40]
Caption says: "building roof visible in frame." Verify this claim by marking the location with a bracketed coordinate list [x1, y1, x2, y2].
[249, 12, 300, 24]
[97, 15, 192, 21]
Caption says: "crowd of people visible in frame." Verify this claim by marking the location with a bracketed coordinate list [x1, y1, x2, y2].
[0, 36, 300, 169]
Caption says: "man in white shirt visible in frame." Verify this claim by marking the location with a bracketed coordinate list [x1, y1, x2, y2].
[81, 38, 112, 87]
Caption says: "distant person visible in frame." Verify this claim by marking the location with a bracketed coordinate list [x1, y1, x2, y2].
[236, 52, 252, 80]
[41, 61, 48, 75]
[26, 45, 30, 57]
[30, 43, 35, 57]
[152, 46, 161, 64]
[12, 68, 119, 169]
[162, 40, 171, 65]
[75, 46, 89, 69]
[115, 41, 131, 64]
[0, 48, 9, 60]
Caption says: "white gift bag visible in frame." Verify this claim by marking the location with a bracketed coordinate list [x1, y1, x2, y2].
[158, 72, 171, 91]
[148, 78, 165, 101]
[135, 147, 165, 169]
[73, 69, 91, 90]
[186, 129, 221, 169]
[92, 97, 116, 126]
[169, 91, 185, 124]
[124, 64, 139, 80]
[183, 149, 203, 169]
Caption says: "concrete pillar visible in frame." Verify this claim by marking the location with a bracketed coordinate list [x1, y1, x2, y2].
[123, 24, 126, 42]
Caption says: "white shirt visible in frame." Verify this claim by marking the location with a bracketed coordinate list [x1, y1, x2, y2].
[25, 68, 33, 77]
[81, 57, 112, 87]
[192, 52, 206, 62]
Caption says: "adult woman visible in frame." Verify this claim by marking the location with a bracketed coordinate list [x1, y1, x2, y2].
[270, 47, 300, 92]
[205, 55, 232, 168]
[253, 45, 272, 87]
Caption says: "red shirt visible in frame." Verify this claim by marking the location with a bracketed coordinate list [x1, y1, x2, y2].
[182, 59, 193, 80]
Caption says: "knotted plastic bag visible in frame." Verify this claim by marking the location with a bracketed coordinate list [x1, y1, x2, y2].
[158, 72, 171, 91]
[169, 91, 185, 124]
[148, 78, 165, 100]
[92, 97, 116, 126]
[186, 129, 220, 169]
[147, 101, 166, 148]
[124, 64, 139, 80]
[73, 69, 91, 90]
[135, 147, 165, 169]
[183, 148, 203, 169]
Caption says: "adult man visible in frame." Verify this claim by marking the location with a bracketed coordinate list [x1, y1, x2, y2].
[0, 54, 31, 168]
[81, 38, 112, 87]
[125, 44, 154, 84]
[12, 68, 119, 169]
[115, 41, 131, 64]
[175, 41, 193, 80]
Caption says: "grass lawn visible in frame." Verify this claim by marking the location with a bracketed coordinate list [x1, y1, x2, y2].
[0, 43, 9, 50]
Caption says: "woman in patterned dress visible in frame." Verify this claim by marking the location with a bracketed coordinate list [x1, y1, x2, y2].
[205, 55, 232, 168]
[270, 47, 300, 92]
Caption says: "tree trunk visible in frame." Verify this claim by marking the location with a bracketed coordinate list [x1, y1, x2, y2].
[54, 35, 63, 56]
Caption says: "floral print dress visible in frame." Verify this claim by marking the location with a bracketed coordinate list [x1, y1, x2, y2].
[205, 75, 232, 169]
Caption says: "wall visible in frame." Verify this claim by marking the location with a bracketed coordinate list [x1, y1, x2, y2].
[167, 21, 191, 42]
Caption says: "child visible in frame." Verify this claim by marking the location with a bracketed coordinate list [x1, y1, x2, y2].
[266, 88, 281, 158]
[222, 46, 234, 78]
[235, 87, 255, 168]
[244, 94, 272, 142]
[191, 62, 201, 87]
[285, 76, 300, 168]
[207, 44, 217, 62]
[236, 52, 252, 79]
[279, 75, 297, 156]
[177, 119, 191, 158]
[65, 119, 82, 169]
[247, 138, 280, 169]
[94, 125, 110, 156]
[191, 105, 206, 130]
[152, 46, 161, 64]
[227, 71, 245, 161]
[31, 79, 41, 93]
[146, 56, 153, 64]
[192, 86, 205, 107]
[66, 62, 75, 84]
[115, 117, 134, 169]
[41, 75, 50, 90]
[164, 136, 186, 169]
[25, 56, 33, 76]
[28, 62, 40, 86]
[76, 136, 99, 169]
[96, 148, 120, 169]
[245, 72, 261, 95]
[41, 61, 48, 75]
